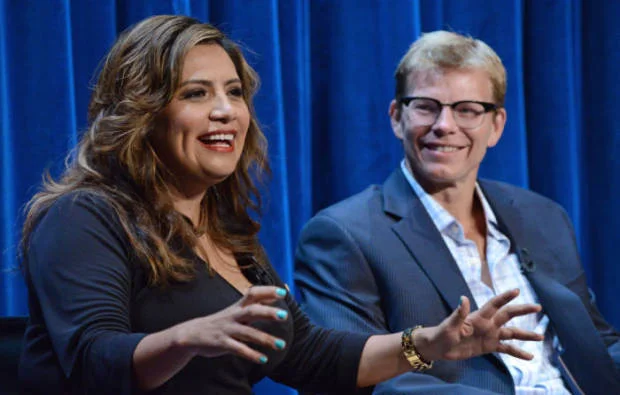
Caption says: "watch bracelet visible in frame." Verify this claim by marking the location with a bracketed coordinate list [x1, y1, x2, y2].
[401, 325, 433, 371]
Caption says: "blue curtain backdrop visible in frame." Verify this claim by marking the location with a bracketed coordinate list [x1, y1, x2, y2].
[1, 0, 619, 394]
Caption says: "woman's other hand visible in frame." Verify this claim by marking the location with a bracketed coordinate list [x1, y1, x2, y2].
[171, 285, 289, 364]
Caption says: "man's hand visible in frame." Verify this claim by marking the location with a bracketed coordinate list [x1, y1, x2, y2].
[414, 289, 544, 362]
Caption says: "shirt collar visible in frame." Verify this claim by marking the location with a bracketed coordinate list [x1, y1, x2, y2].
[400, 160, 455, 233]
[400, 160, 507, 242]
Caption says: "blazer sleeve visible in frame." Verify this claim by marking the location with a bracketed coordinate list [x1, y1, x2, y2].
[25, 193, 146, 394]
[558, 208, 620, 369]
[294, 214, 499, 395]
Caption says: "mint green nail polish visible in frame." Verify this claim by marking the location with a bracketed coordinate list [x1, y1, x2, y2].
[276, 288, 287, 297]
[276, 309, 288, 320]
[259, 356, 268, 364]
[274, 339, 286, 350]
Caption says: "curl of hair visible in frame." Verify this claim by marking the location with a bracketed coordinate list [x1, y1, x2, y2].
[21, 15, 270, 286]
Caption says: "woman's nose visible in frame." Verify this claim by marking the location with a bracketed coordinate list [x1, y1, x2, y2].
[209, 94, 234, 121]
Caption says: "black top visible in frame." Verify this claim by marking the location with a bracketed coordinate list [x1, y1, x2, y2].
[19, 192, 368, 394]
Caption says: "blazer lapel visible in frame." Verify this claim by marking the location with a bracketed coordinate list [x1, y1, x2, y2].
[526, 270, 620, 394]
[480, 180, 620, 394]
[382, 170, 477, 312]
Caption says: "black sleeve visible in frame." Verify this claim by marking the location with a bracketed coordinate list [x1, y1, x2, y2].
[262, 264, 369, 393]
[26, 193, 146, 394]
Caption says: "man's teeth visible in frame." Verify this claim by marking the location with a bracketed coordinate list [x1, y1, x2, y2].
[430, 146, 459, 152]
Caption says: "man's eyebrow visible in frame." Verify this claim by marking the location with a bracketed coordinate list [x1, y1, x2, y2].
[178, 78, 242, 87]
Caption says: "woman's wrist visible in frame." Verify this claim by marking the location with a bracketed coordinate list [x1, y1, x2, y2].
[168, 322, 199, 359]
[133, 325, 198, 390]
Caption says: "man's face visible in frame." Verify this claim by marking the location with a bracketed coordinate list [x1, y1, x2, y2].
[389, 68, 506, 190]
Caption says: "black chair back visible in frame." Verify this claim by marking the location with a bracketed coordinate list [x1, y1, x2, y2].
[0, 316, 28, 395]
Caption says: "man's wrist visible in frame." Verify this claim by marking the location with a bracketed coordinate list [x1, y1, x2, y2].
[411, 326, 436, 362]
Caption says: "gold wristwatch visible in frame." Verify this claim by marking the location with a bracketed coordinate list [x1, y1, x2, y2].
[401, 326, 433, 371]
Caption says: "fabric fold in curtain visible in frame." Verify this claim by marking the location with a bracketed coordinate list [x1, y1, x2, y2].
[1, 1, 619, 394]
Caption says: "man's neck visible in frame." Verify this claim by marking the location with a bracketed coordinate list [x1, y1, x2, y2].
[414, 173, 487, 238]
[429, 184, 477, 228]
[409, 166, 479, 228]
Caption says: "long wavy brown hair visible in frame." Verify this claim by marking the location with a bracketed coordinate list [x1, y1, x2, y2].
[21, 15, 270, 286]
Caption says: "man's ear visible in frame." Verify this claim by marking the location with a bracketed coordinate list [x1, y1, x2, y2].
[389, 100, 404, 140]
[487, 107, 507, 147]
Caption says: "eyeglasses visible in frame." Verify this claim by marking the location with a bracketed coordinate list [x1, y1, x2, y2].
[400, 96, 499, 129]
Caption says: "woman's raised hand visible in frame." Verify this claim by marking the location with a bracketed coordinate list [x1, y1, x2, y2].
[173, 285, 289, 364]
[414, 289, 544, 362]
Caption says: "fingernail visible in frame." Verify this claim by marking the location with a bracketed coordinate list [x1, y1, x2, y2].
[276, 310, 288, 320]
[274, 339, 286, 350]
[457, 296, 463, 308]
[259, 356, 268, 364]
[275, 288, 287, 297]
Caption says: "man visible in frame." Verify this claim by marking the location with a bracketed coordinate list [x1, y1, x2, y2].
[295, 31, 620, 394]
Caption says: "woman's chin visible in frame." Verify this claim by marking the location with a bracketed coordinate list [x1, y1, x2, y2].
[202, 169, 235, 186]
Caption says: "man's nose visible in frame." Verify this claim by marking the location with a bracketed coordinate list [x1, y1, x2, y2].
[432, 105, 458, 131]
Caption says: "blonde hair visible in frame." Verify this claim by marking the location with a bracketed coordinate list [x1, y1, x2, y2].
[22, 15, 270, 286]
[394, 30, 506, 106]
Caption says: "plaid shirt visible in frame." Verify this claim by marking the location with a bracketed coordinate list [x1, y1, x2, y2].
[401, 162, 569, 394]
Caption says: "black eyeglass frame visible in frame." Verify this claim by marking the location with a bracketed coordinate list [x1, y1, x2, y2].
[399, 96, 499, 114]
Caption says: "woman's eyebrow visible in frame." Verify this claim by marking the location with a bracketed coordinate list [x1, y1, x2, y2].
[179, 78, 241, 87]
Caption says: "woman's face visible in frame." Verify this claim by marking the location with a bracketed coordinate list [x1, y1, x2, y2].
[151, 43, 250, 196]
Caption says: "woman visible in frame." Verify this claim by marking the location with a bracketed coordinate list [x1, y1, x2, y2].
[18, 15, 542, 394]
